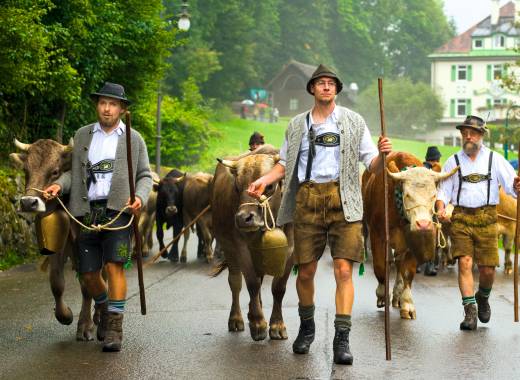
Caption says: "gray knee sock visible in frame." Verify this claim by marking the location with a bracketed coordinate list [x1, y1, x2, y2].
[334, 314, 352, 330]
[298, 304, 315, 320]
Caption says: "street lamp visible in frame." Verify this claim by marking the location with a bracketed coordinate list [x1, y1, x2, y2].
[156, 1, 191, 173]
[504, 104, 520, 160]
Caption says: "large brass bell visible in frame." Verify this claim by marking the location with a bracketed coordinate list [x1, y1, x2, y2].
[35, 209, 70, 255]
[248, 227, 288, 277]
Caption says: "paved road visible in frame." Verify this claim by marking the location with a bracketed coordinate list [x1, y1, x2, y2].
[2, 237, 520, 379]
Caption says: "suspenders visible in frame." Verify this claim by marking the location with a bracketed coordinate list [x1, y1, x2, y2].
[304, 112, 315, 182]
[454, 151, 494, 206]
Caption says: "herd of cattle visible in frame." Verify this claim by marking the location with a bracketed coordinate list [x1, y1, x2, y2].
[8, 139, 518, 342]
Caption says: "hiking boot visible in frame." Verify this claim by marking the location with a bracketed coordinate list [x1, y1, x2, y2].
[333, 326, 353, 365]
[292, 318, 315, 354]
[102, 312, 123, 352]
[460, 304, 477, 331]
[94, 302, 108, 341]
[424, 261, 438, 276]
[475, 291, 491, 323]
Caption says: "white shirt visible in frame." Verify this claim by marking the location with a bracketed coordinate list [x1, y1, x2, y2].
[279, 106, 378, 183]
[87, 121, 125, 201]
[437, 145, 517, 207]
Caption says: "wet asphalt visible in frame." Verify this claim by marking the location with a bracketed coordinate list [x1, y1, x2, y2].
[2, 237, 520, 380]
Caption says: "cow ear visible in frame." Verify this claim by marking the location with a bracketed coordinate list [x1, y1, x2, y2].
[9, 152, 26, 169]
[431, 163, 442, 173]
[387, 161, 399, 173]
[217, 158, 238, 174]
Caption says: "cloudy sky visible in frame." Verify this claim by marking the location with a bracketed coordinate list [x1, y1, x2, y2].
[444, 0, 510, 33]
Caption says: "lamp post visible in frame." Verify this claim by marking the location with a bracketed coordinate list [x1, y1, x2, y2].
[504, 104, 520, 160]
[156, 0, 190, 173]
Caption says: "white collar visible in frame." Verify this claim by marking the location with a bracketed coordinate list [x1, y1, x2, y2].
[93, 120, 125, 136]
[309, 105, 338, 126]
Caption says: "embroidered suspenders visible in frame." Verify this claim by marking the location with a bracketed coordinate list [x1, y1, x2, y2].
[454, 151, 494, 206]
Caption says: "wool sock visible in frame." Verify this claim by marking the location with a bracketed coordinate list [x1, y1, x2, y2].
[108, 299, 126, 314]
[478, 287, 492, 298]
[462, 295, 476, 306]
[93, 292, 108, 305]
[334, 314, 352, 330]
[298, 304, 315, 320]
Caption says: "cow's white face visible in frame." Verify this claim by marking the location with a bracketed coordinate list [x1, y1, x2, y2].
[388, 166, 458, 232]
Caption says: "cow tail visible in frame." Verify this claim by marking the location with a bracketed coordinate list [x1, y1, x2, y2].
[362, 219, 369, 259]
[209, 258, 228, 277]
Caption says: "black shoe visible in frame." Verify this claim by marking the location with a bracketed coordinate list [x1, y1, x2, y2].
[424, 261, 438, 276]
[103, 312, 123, 352]
[475, 291, 491, 323]
[460, 304, 477, 330]
[333, 327, 353, 365]
[292, 318, 315, 354]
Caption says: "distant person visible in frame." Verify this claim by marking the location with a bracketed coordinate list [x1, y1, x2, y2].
[272, 107, 279, 123]
[240, 105, 247, 119]
[249, 131, 265, 151]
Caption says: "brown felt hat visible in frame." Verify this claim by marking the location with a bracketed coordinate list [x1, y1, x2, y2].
[306, 64, 343, 95]
[456, 115, 487, 134]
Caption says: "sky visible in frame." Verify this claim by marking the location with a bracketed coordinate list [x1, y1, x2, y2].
[444, 0, 510, 33]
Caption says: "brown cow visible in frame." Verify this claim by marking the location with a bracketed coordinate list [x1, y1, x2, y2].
[135, 171, 160, 257]
[211, 147, 294, 341]
[10, 138, 95, 341]
[362, 152, 457, 319]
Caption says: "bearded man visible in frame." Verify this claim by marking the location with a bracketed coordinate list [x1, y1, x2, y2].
[436, 115, 520, 330]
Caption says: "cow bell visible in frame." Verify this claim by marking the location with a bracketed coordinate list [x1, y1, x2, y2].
[35, 209, 70, 255]
[248, 227, 288, 277]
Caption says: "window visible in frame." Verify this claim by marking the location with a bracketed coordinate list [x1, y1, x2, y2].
[494, 34, 505, 48]
[444, 136, 454, 146]
[457, 65, 467, 80]
[289, 98, 298, 111]
[457, 99, 467, 116]
[455, 137, 462, 146]
[494, 98, 507, 107]
[474, 39, 483, 48]
[493, 64, 503, 79]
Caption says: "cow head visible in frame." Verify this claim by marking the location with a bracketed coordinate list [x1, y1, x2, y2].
[10, 138, 73, 213]
[218, 153, 281, 233]
[387, 164, 458, 232]
[157, 174, 185, 219]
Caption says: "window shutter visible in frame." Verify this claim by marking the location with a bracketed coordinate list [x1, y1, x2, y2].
[503, 64, 508, 77]
[450, 99, 455, 117]
[451, 65, 456, 81]
[466, 99, 472, 114]
[487, 65, 492, 81]
[468, 65, 472, 81]
[486, 98, 492, 109]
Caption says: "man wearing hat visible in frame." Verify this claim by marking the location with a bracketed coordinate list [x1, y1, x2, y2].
[249, 131, 265, 151]
[436, 115, 520, 330]
[248, 64, 391, 365]
[44, 82, 152, 351]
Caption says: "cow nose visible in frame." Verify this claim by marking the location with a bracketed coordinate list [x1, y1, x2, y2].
[165, 206, 177, 216]
[20, 196, 43, 212]
[415, 220, 432, 231]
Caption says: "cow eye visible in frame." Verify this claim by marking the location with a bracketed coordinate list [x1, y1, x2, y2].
[51, 170, 60, 177]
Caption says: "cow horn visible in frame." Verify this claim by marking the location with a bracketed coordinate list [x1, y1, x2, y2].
[386, 167, 408, 181]
[62, 138, 74, 152]
[174, 174, 186, 183]
[218, 158, 238, 169]
[433, 166, 459, 181]
[14, 138, 31, 152]
[273, 154, 280, 164]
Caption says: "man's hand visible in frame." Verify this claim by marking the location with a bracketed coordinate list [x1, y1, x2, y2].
[378, 136, 392, 154]
[126, 197, 142, 215]
[514, 176, 520, 195]
[43, 184, 61, 200]
[247, 178, 268, 199]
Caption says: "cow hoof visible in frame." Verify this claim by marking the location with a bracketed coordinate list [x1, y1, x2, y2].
[249, 320, 268, 341]
[169, 255, 179, 263]
[180, 256, 187, 263]
[400, 308, 416, 320]
[269, 322, 288, 340]
[228, 317, 245, 332]
[55, 307, 73, 325]
[392, 297, 400, 308]
[76, 323, 95, 341]
[377, 298, 385, 308]
[505, 264, 513, 275]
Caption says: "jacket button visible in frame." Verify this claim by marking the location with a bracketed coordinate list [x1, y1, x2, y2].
[341, 150, 345, 154]
[346, 216, 351, 220]
[81, 162, 86, 167]
[343, 201, 347, 205]
[83, 146, 88, 151]
[82, 179, 86, 184]
[341, 130, 344, 134]
[82, 196, 88, 201]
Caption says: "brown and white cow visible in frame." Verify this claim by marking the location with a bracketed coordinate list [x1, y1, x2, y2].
[211, 146, 294, 341]
[135, 171, 160, 257]
[10, 138, 95, 341]
[362, 152, 458, 319]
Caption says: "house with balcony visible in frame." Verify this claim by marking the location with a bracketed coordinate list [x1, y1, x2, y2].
[427, 0, 520, 146]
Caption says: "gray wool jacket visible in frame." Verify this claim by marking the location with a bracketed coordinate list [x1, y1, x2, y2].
[277, 106, 367, 226]
[55, 123, 153, 217]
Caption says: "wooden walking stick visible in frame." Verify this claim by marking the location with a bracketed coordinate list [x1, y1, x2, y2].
[125, 111, 147, 315]
[378, 78, 391, 360]
[514, 162, 520, 322]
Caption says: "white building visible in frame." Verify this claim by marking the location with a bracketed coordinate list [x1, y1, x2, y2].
[427, 0, 520, 146]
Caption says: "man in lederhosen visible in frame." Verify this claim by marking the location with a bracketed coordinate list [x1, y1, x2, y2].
[436, 115, 520, 330]
[248, 64, 391, 365]
[44, 82, 152, 351]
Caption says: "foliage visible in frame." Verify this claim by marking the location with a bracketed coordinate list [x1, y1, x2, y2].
[356, 77, 444, 136]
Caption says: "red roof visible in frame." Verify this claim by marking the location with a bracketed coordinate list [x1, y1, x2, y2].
[435, 1, 516, 54]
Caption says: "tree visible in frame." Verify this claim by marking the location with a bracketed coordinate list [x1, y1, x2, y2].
[356, 78, 443, 136]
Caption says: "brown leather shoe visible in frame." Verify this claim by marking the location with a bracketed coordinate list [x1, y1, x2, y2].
[475, 291, 491, 323]
[460, 304, 477, 330]
[102, 312, 123, 352]
[94, 302, 108, 341]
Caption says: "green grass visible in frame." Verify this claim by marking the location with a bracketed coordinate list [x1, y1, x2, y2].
[182, 116, 516, 173]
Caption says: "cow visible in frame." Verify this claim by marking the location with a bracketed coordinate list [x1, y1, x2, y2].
[211, 145, 294, 341]
[9, 138, 95, 341]
[155, 169, 187, 262]
[362, 152, 458, 319]
[182, 172, 214, 263]
[134, 171, 160, 257]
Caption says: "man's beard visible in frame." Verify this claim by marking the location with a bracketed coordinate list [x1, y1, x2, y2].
[463, 141, 481, 155]
[99, 118, 118, 129]
[316, 97, 334, 106]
